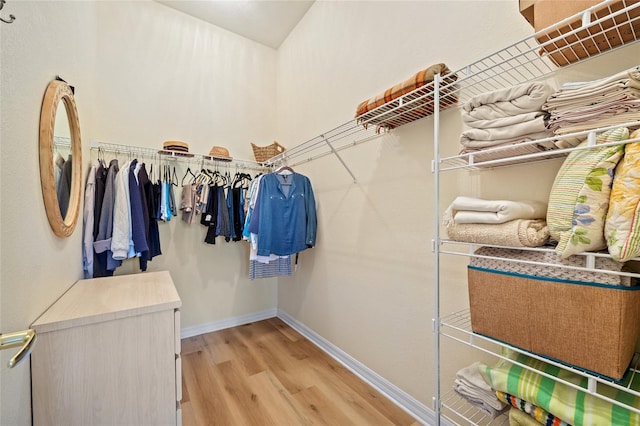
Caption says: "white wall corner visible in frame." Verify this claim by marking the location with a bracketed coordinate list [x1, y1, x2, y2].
[276, 309, 437, 426]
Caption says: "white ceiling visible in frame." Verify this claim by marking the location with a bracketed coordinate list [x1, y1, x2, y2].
[155, 0, 315, 49]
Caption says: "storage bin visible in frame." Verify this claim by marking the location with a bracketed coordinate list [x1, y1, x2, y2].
[251, 141, 286, 163]
[521, 0, 640, 67]
[468, 265, 640, 380]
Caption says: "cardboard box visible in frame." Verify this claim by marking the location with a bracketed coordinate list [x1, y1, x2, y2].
[468, 266, 640, 380]
[519, 0, 539, 26]
[527, 0, 640, 66]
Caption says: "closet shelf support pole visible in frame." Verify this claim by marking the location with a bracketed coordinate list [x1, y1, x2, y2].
[321, 135, 357, 183]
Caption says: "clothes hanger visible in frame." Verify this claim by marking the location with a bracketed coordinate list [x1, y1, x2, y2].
[181, 167, 196, 186]
[275, 164, 294, 175]
[171, 166, 179, 186]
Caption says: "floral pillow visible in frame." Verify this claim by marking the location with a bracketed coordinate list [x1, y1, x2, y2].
[605, 129, 640, 262]
[547, 127, 628, 258]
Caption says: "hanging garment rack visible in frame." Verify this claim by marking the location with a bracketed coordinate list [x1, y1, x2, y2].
[90, 141, 269, 173]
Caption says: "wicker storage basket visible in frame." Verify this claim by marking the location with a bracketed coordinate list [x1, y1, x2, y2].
[251, 141, 286, 163]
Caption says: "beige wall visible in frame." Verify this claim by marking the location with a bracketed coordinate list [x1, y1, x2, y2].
[1, 1, 277, 424]
[3, 1, 640, 424]
[275, 0, 640, 409]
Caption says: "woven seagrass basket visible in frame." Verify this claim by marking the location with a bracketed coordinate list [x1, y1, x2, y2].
[251, 141, 286, 163]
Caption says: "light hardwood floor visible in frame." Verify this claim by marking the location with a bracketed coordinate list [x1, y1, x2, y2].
[180, 317, 421, 426]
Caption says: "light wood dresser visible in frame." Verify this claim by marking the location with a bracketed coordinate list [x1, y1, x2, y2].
[31, 271, 182, 425]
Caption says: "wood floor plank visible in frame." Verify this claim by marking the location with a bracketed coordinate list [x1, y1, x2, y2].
[182, 335, 207, 355]
[247, 369, 314, 426]
[293, 385, 359, 426]
[307, 368, 397, 426]
[216, 327, 268, 376]
[215, 360, 278, 425]
[306, 353, 418, 426]
[181, 351, 241, 426]
[201, 329, 234, 364]
[266, 316, 303, 342]
[180, 400, 198, 426]
[180, 319, 420, 426]
[250, 333, 317, 395]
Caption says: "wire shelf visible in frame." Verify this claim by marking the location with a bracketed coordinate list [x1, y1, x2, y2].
[438, 240, 640, 283]
[439, 120, 640, 171]
[449, 0, 640, 106]
[269, 1, 640, 176]
[90, 141, 269, 172]
[440, 389, 509, 426]
[440, 309, 640, 415]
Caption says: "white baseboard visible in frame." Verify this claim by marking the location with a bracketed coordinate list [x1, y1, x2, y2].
[276, 309, 437, 426]
[180, 308, 277, 338]
[181, 308, 444, 425]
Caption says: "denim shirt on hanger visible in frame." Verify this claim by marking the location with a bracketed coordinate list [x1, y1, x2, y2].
[249, 172, 317, 257]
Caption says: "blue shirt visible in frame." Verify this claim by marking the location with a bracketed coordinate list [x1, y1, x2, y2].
[249, 173, 317, 256]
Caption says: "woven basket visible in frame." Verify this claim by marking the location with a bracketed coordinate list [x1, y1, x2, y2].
[251, 141, 286, 163]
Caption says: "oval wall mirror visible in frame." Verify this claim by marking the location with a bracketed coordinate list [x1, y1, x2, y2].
[39, 79, 82, 237]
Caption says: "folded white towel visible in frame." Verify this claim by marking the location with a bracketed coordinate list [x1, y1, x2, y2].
[449, 196, 547, 224]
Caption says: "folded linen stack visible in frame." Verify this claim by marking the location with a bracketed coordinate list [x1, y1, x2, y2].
[480, 349, 640, 426]
[444, 196, 549, 247]
[453, 362, 508, 418]
[497, 391, 569, 426]
[459, 82, 556, 162]
[543, 66, 640, 136]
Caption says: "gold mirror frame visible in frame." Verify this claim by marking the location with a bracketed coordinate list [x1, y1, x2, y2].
[39, 80, 82, 237]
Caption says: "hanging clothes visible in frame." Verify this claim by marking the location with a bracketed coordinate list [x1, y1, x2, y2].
[249, 171, 317, 257]
[137, 163, 154, 271]
[93, 161, 108, 239]
[93, 159, 119, 277]
[111, 159, 135, 265]
[242, 174, 263, 240]
[203, 184, 219, 244]
[180, 183, 196, 224]
[85, 154, 164, 277]
[91, 160, 108, 277]
[229, 186, 245, 242]
[82, 161, 97, 279]
[128, 160, 149, 266]
[218, 185, 231, 242]
[249, 256, 293, 280]
[148, 173, 163, 259]
[56, 154, 73, 218]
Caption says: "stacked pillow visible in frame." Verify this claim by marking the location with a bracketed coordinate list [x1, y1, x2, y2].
[547, 127, 628, 258]
[606, 129, 640, 261]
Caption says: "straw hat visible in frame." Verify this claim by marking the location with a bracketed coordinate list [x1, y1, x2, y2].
[160, 140, 194, 157]
[207, 146, 232, 162]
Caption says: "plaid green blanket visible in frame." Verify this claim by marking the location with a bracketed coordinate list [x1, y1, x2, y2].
[480, 350, 640, 425]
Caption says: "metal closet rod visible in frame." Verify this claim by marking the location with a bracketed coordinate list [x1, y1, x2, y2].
[90, 141, 269, 172]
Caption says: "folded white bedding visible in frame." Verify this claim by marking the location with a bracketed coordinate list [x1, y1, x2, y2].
[449, 196, 547, 224]
[551, 113, 640, 135]
[460, 115, 550, 145]
[548, 66, 640, 99]
[463, 81, 554, 122]
[460, 131, 554, 150]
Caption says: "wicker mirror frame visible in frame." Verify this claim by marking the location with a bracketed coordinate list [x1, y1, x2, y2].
[39, 79, 82, 237]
